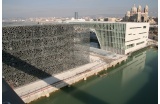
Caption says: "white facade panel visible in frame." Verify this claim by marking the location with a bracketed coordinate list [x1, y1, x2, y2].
[125, 23, 149, 54]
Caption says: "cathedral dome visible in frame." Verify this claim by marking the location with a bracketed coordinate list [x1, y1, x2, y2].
[126, 11, 130, 16]
[145, 5, 148, 9]
[137, 5, 142, 12]
[144, 5, 149, 12]
[131, 4, 137, 13]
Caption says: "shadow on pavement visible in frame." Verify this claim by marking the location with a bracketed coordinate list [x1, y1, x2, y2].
[2, 50, 108, 104]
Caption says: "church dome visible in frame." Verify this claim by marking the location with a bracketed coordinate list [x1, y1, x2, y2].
[131, 4, 137, 13]
[144, 5, 149, 12]
[145, 5, 148, 9]
[126, 11, 130, 16]
[137, 5, 142, 12]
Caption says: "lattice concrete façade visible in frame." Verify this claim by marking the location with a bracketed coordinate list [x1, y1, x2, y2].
[2, 24, 90, 88]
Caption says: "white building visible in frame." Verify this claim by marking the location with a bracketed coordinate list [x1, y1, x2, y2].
[64, 18, 86, 23]
[86, 22, 149, 55]
[67, 21, 149, 55]
[125, 22, 149, 54]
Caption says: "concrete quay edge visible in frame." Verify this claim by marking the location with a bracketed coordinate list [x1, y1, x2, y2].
[15, 55, 128, 103]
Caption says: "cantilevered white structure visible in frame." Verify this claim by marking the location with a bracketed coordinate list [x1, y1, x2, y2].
[77, 21, 149, 55]
[124, 22, 149, 54]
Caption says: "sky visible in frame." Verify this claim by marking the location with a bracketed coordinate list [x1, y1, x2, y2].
[2, 0, 158, 18]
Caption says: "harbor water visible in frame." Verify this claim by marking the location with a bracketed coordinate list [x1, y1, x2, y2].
[30, 47, 158, 104]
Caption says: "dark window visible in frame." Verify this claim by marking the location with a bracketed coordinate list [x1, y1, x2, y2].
[139, 32, 147, 34]
[126, 43, 134, 49]
[125, 38, 140, 42]
[130, 27, 141, 29]
[136, 41, 144, 45]
[143, 26, 146, 28]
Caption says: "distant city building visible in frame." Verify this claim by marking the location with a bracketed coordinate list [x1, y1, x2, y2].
[75, 12, 78, 19]
[93, 17, 122, 22]
[153, 17, 158, 24]
[123, 4, 149, 22]
[104, 18, 116, 22]
[93, 18, 97, 21]
[98, 18, 104, 21]
[91, 18, 102, 21]
[148, 17, 156, 25]
[115, 18, 122, 22]
[64, 18, 85, 23]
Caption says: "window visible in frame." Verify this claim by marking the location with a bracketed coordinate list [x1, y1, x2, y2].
[136, 41, 144, 45]
[126, 43, 134, 49]
[139, 32, 147, 34]
[110, 26, 112, 30]
[130, 27, 141, 29]
[143, 26, 146, 28]
[128, 33, 132, 35]
[125, 38, 140, 42]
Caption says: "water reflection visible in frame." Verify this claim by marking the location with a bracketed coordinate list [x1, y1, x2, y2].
[93, 50, 148, 104]
[121, 50, 146, 86]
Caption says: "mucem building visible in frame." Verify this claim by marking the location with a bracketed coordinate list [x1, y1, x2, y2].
[2, 24, 90, 88]
[2, 22, 149, 88]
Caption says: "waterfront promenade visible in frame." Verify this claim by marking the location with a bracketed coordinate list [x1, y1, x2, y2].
[14, 42, 156, 103]
[14, 50, 128, 103]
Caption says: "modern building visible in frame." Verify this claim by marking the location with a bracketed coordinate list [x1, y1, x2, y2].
[2, 22, 149, 88]
[124, 23, 149, 54]
[123, 4, 149, 22]
[2, 24, 90, 88]
[75, 12, 78, 19]
[87, 22, 149, 54]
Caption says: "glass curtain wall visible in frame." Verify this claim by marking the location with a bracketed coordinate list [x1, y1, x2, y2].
[94, 23, 126, 54]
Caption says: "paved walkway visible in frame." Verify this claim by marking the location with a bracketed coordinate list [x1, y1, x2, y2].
[14, 54, 106, 96]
